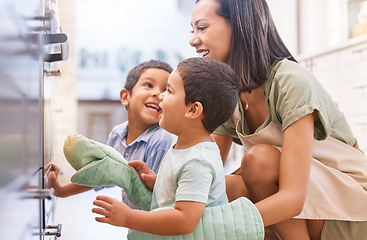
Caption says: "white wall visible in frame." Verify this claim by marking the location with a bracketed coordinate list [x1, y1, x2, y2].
[75, 0, 196, 100]
[267, 0, 350, 56]
[266, 0, 299, 55]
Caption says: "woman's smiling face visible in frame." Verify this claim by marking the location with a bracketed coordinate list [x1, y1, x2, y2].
[189, 0, 232, 64]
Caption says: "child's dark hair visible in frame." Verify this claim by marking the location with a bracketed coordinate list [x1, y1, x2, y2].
[124, 60, 173, 93]
[177, 57, 239, 133]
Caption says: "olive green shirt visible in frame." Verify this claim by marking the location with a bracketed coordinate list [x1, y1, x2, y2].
[214, 59, 356, 146]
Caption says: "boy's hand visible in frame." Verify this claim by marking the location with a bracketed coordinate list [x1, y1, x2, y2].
[92, 195, 131, 227]
[44, 163, 62, 191]
[44, 162, 92, 197]
[129, 160, 157, 191]
[45, 162, 61, 176]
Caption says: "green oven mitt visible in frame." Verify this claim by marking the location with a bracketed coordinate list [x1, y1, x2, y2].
[63, 134, 152, 211]
[128, 197, 264, 240]
[63, 134, 264, 240]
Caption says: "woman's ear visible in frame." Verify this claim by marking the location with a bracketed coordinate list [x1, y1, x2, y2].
[185, 102, 203, 120]
[120, 88, 130, 107]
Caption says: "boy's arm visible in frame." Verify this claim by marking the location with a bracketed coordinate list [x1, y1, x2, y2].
[92, 195, 205, 235]
[53, 182, 92, 198]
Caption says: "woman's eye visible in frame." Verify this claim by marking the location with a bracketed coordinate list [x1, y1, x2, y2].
[190, 26, 207, 34]
[144, 83, 153, 88]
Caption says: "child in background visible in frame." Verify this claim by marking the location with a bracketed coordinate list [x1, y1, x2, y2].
[46, 60, 175, 209]
[92, 57, 239, 235]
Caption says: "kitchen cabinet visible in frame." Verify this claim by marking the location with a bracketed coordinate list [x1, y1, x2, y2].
[298, 35, 367, 153]
[298, 0, 347, 54]
[299, 52, 340, 100]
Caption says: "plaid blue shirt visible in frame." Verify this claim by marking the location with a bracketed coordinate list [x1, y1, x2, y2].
[107, 122, 175, 173]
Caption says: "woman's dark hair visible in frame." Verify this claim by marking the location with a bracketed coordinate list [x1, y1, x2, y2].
[196, 0, 296, 92]
[177, 57, 239, 133]
[124, 60, 173, 93]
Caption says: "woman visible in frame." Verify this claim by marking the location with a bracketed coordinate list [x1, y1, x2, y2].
[189, 0, 367, 239]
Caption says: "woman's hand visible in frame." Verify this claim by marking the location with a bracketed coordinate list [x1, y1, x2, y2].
[129, 160, 157, 191]
[92, 195, 132, 227]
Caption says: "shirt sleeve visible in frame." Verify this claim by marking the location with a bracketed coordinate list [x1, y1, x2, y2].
[175, 159, 214, 204]
[274, 71, 316, 131]
[213, 116, 243, 145]
[213, 117, 237, 137]
[213, 101, 244, 145]
[271, 62, 334, 140]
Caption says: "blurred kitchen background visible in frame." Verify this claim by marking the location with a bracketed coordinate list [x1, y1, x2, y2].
[1, 0, 367, 239]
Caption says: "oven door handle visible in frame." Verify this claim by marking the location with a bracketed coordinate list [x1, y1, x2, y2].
[43, 33, 69, 62]
[44, 224, 62, 237]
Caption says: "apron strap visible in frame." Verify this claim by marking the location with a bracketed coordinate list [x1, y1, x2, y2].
[232, 104, 241, 128]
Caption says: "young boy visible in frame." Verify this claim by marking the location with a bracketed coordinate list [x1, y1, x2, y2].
[92, 57, 239, 235]
[46, 60, 175, 208]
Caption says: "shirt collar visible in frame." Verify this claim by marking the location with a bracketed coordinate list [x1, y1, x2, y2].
[136, 123, 160, 143]
[114, 121, 129, 140]
[115, 122, 160, 145]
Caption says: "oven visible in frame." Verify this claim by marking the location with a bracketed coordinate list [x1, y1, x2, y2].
[0, 0, 68, 239]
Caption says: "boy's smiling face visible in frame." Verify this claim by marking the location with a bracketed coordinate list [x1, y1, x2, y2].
[121, 68, 170, 128]
[158, 70, 188, 135]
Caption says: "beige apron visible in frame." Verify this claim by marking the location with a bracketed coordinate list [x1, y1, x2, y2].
[232, 106, 367, 221]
